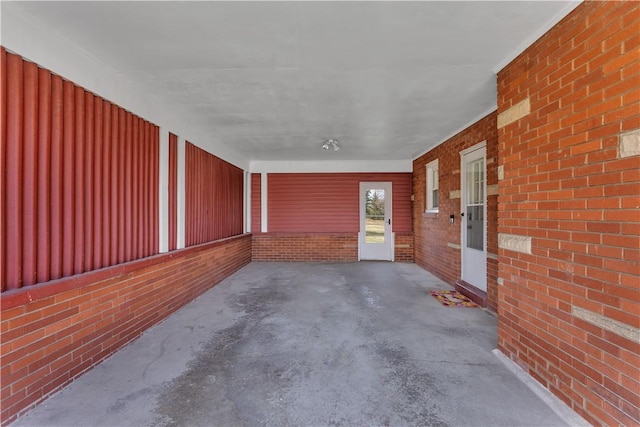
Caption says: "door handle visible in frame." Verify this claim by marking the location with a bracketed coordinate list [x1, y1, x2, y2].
[388, 218, 391, 225]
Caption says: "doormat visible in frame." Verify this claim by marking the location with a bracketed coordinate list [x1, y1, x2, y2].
[429, 290, 478, 308]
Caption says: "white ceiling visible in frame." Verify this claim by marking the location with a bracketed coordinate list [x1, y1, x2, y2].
[4, 1, 578, 165]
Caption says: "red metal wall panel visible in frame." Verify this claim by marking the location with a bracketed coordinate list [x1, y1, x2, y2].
[22, 61, 38, 287]
[117, 108, 126, 265]
[109, 103, 118, 264]
[185, 142, 244, 246]
[267, 173, 412, 233]
[1, 48, 7, 290]
[93, 97, 104, 269]
[5, 52, 24, 290]
[152, 127, 159, 252]
[124, 113, 132, 262]
[50, 74, 64, 280]
[1, 51, 160, 292]
[168, 133, 177, 250]
[251, 173, 261, 233]
[98, 98, 108, 267]
[62, 80, 75, 277]
[73, 86, 85, 275]
[84, 91, 94, 272]
[36, 68, 52, 284]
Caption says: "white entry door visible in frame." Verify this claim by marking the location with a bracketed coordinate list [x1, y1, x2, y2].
[359, 182, 393, 261]
[461, 143, 487, 291]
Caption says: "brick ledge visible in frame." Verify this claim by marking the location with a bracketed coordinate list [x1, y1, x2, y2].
[1, 233, 252, 311]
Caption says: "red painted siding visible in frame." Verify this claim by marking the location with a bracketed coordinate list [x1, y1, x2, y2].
[267, 173, 411, 233]
[168, 133, 178, 250]
[185, 142, 244, 246]
[0, 50, 160, 292]
[251, 173, 261, 232]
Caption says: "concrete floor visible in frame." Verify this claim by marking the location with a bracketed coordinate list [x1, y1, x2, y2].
[12, 262, 578, 427]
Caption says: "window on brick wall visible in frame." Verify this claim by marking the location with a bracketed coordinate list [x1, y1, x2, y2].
[426, 159, 439, 213]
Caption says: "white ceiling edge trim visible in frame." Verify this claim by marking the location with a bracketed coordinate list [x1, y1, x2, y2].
[0, 2, 249, 171]
[412, 106, 497, 162]
[250, 160, 413, 174]
[492, 0, 583, 74]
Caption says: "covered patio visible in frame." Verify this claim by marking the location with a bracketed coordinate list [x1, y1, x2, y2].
[12, 262, 582, 427]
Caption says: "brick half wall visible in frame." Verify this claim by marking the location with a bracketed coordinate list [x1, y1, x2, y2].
[253, 233, 358, 262]
[252, 233, 414, 262]
[0, 234, 252, 424]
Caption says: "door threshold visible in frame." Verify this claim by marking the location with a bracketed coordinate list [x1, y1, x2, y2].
[454, 280, 487, 307]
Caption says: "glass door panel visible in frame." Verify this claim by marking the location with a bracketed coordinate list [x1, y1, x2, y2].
[365, 189, 385, 244]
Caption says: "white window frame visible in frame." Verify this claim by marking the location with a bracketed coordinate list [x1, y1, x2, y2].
[426, 159, 439, 213]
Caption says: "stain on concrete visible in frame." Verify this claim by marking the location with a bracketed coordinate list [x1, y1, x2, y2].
[372, 341, 448, 426]
[13, 263, 573, 427]
[107, 387, 155, 414]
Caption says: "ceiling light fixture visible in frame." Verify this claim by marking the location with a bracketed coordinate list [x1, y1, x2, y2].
[322, 139, 340, 152]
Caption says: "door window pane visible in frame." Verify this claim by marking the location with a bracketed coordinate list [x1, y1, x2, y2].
[365, 189, 385, 243]
[465, 157, 484, 251]
[466, 205, 484, 250]
[466, 158, 484, 204]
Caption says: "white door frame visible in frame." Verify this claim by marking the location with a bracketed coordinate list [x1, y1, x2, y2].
[460, 142, 487, 291]
[359, 182, 394, 261]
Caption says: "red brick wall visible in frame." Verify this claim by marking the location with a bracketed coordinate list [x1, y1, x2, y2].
[0, 234, 251, 425]
[497, 2, 639, 425]
[412, 112, 499, 311]
[253, 233, 358, 262]
[394, 233, 414, 262]
[252, 232, 414, 263]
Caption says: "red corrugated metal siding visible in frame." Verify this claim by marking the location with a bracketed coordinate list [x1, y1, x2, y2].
[168, 133, 178, 250]
[185, 142, 244, 246]
[5, 51, 23, 290]
[84, 91, 94, 272]
[73, 86, 85, 275]
[50, 74, 64, 280]
[108, 103, 117, 266]
[36, 68, 51, 283]
[62, 79, 74, 277]
[93, 98, 103, 269]
[152, 126, 159, 253]
[1, 48, 7, 290]
[0, 51, 160, 292]
[23, 61, 38, 286]
[267, 173, 412, 233]
[99, 100, 109, 267]
[251, 173, 261, 232]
